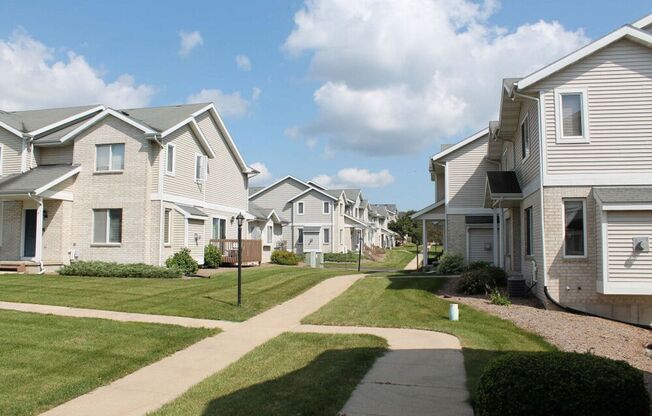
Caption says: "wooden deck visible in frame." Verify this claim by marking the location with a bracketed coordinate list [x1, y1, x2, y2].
[209, 239, 262, 265]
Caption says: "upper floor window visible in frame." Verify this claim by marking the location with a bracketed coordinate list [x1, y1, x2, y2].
[297, 201, 305, 215]
[93, 208, 122, 244]
[195, 154, 207, 182]
[555, 88, 589, 143]
[166, 144, 176, 176]
[563, 199, 586, 257]
[323, 201, 330, 214]
[520, 114, 530, 160]
[96, 143, 124, 172]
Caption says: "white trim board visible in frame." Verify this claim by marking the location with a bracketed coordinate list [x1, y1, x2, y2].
[287, 186, 338, 203]
[150, 193, 253, 218]
[30, 105, 106, 137]
[544, 174, 652, 186]
[248, 175, 311, 200]
[431, 128, 489, 163]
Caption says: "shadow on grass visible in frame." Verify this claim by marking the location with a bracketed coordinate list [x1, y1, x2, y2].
[196, 347, 386, 416]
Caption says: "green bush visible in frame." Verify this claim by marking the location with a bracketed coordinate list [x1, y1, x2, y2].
[456, 265, 507, 295]
[436, 252, 465, 274]
[204, 244, 222, 268]
[489, 289, 511, 306]
[324, 252, 359, 262]
[165, 248, 199, 275]
[475, 352, 650, 416]
[59, 261, 182, 278]
[466, 261, 493, 271]
[271, 250, 300, 266]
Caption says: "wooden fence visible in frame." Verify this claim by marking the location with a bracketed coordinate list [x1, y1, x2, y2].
[209, 239, 262, 265]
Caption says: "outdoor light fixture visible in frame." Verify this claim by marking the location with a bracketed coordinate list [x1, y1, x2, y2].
[236, 213, 245, 306]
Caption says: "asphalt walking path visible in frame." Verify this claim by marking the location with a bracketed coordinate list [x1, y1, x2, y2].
[1, 273, 470, 416]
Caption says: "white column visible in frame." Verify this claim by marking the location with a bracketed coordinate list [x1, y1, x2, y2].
[492, 208, 498, 266]
[499, 208, 505, 268]
[422, 219, 428, 266]
[35, 198, 44, 263]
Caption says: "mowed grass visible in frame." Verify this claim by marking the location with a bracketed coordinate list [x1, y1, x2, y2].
[0, 267, 349, 321]
[151, 332, 387, 416]
[303, 276, 554, 399]
[0, 310, 215, 416]
[325, 246, 416, 271]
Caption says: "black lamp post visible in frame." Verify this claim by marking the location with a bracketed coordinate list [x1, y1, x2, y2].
[236, 212, 244, 306]
[357, 230, 363, 272]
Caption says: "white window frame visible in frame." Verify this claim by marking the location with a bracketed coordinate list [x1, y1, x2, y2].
[323, 227, 330, 244]
[555, 88, 590, 144]
[297, 201, 305, 215]
[520, 113, 530, 161]
[266, 225, 273, 244]
[92, 208, 122, 245]
[562, 198, 587, 258]
[323, 201, 330, 214]
[194, 153, 207, 183]
[95, 143, 125, 173]
[164, 208, 172, 246]
[524, 206, 533, 257]
[165, 143, 176, 176]
[211, 216, 227, 240]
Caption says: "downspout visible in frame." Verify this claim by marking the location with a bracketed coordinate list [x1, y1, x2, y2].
[26, 192, 45, 274]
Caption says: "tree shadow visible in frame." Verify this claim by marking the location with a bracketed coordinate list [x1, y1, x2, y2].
[197, 347, 386, 416]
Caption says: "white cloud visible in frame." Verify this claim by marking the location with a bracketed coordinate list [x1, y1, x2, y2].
[306, 137, 318, 149]
[235, 54, 252, 71]
[187, 87, 260, 118]
[284, 126, 301, 139]
[284, 0, 589, 156]
[178, 30, 203, 56]
[249, 162, 273, 185]
[311, 168, 394, 189]
[0, 30, 153, 110]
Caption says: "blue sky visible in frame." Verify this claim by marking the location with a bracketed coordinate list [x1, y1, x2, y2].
[0, 0, 650, 210]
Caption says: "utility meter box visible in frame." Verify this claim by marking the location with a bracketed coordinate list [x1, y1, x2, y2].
[633, 236, 649, 253]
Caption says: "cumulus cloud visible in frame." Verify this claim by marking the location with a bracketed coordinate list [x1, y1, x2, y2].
[249, 162, 273, 185]
[0, 30, 153, 110]
[235, 54, 252, 71]
[311, 168, 394, 189]
[178, 30, 203, 56]
[284, 0, 589, 156]
[187, 87, 260, 118]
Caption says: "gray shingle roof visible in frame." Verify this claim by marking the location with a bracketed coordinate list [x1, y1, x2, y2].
[176, 204, 208, 217]
[593, 187, 652, 203]
[249, 186, 264, 196]
[0, 105, 100, 132]
[119, 103, 208, 132]
[0, 164, 80, 195]
[34, 116, 95, 144]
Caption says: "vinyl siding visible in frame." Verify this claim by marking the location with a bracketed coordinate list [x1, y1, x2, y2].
[249, 179, 308, 221]
[39, 145, 73, 165]
[446, 134, 494, 208]
[606, 211, 652, 281]
[532, 39, 652, 176]
[293, 191, 333, 224]
[0, 128, 23, 175]
[162, 125, 205, 200]
[468, 227, 493, 262]
[187, 219, 205, 263]
[511, 99, 540, 186]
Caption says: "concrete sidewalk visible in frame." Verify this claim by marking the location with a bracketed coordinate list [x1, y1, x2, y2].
[40, 274, 366, 416]
[403, 252, 420, 271]
[296, 325, 473, 416]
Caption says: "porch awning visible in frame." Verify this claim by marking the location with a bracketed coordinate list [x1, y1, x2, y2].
[484, 171, 522, 208]
[411, 200, 445, 220]
[0, 164, 80, 200]
[344, 214, 367, 229]
[175, 204, 208, 220]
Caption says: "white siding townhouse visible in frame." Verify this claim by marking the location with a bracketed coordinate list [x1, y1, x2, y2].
[415, 13, 652, 326]
[0, 102, 258, 272]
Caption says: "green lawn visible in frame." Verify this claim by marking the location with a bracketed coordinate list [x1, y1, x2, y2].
[0, 267, 349, 321]
[0, 310, 215, 416]
[325, 246, 416, 271]
[303, 276, 554, 399]
[151, 332, 387, 416]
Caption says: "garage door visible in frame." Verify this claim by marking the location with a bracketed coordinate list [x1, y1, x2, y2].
[468, 228, 493, 262]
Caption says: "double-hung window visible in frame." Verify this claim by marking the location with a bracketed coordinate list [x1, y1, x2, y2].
[96, 144, 125, 172]
[212, 217, 226, 239]
[93, 209, 122, 244]
[163, 208, 172, 245]
[556, 89, 589, 143]
[297, 201, 305, 215]
[297, 228, 304, 244]
[166, 144, 176, 175]
[195, 154, 207, 182]
[323, 201, 330, 214]
[563, 199, 586, 257]
[520, 115, 530, 160]
[525, 206, 533, 256]
[323, 228, 330, 244]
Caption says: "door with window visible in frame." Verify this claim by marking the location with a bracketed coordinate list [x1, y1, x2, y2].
[23, 209, 37, 258]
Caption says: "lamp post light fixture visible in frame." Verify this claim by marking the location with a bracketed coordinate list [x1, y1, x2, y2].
[236, 212, 245, 307]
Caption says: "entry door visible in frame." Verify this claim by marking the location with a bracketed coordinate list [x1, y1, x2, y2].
[23, 209, 37, 258]
[468, 228, 493, 263]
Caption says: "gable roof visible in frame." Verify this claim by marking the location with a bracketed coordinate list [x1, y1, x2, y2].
[431, 128, 489, 164]
[0, 105, 104, 135]
[287, 186, 339, 203]
[248, 175, 310, 199]
[0, 164, 81, 196]
[632, 13, 652, 30]
[516, 24, 652, 91]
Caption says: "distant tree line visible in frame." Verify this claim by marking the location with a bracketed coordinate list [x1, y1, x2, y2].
[388, 210, 442, 245]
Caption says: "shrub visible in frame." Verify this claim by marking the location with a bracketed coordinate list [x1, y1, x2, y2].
[466, 261, 493, 271]
[475, 351, 650, 416]
[165, 248, 199, 275]
[59, 261, 182, 278]
[271, 250, 300, 266]
[456, 265, 508, 295]
[489, 289, 511, 306]
[436, 252, 465, 275]
[324, 252, 359, 263]
[204, 244, 222, 268]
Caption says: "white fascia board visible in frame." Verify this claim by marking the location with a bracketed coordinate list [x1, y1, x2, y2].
[307, 181, 327, 190]
[343, 213, 368, 227]
[56, 109, 156, 145]
[172, 205, 208, 221]
[517, 25, 652, 90]
[29, 105, 105, 137]
[192, 103, 249, 172]
[431, 128, 489, 163]
[249, 175, 311, 199]
[631, 13, 652, 29]
[287, 187, 338, 203]
[0, 121, 24, 138]
[161, 117, 216, 159]
[410, 200, 445, 219]
[34, 165, 82, 195]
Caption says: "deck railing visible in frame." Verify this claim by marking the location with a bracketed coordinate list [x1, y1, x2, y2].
[209, 239, 262, 265]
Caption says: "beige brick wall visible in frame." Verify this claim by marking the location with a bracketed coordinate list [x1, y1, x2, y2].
[446, 214, 466, 256]
[0, 201, 23, 260]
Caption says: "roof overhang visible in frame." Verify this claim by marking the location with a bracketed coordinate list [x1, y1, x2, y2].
[431, 128, 489, 164]
[411, 200, 446, 221]
[484, 171, 523, 208]
[29, 105, 106, 137]
[287, 186, 339, 203]
[173, 204, 209, 221]
[344, 213, 368, 229]
[249, 175, 311, 200]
